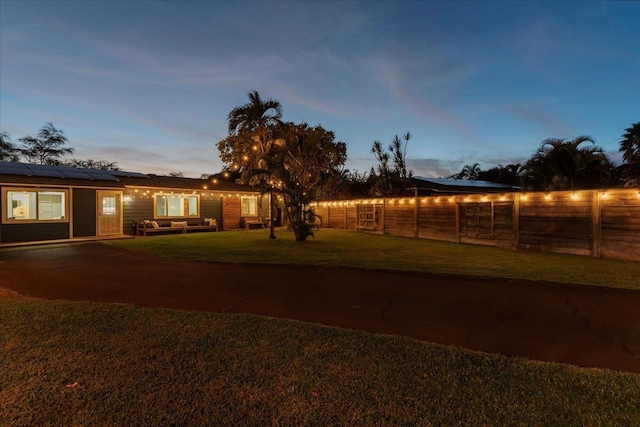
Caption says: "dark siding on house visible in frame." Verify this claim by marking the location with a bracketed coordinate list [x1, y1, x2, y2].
[0, 184, 3, 243]
[73, 188, 97, 237]
[201, 196, 222, 221]
[122, 192, 154, 235]
[0, 223, 70, 243]
[121, 191, 224, 235]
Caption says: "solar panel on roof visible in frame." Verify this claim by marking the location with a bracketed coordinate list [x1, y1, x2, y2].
[0, 161, 29, 169]
[27, 164, 56, 170]
[30, 169, 66, 178]
[56, 165, 81, 172]
[0, 165, 32, 176]
[63, 171, 95, 180]
[86, 172, 118, 181]
[0, 161, 149, 182]
[108, 170, 149, 178]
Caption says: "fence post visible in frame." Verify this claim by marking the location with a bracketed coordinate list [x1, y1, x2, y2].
[414, 189, 419, 238]
[513, 194, 520, 250]
[382, 199, 386, 234]
[455, 201, 461, 243]
[344, 204, 347, 229]
[592, 190, 602, 258]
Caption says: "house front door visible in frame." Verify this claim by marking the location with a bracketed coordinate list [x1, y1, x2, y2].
[97, 191, 123, 236]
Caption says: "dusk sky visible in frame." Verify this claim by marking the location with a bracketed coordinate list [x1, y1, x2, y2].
[1, 1, 638, 178]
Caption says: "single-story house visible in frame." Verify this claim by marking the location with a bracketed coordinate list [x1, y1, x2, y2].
[0, 161, 269, 245]
[410, 176, 520, 196]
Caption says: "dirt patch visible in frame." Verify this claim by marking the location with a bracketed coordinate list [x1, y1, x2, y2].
[2, 242, 640, 373]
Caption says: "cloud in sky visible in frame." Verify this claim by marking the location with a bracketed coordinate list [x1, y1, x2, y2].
[1, 1, 638, 178]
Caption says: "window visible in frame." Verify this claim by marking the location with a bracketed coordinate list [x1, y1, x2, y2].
[4, 189, 67, 222]
[154, 194, 199, 218]
[241, 196, 257, 216]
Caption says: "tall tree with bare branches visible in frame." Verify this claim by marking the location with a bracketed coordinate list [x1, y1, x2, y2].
[19, 122, 74, 165]
[0, 131, 21, 162]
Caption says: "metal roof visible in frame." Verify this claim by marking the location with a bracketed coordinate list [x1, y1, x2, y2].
[413, 176, 519, 189]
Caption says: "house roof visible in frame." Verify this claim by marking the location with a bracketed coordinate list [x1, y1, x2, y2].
[411, 176, 519, 194]
[0, 161, 257, 193]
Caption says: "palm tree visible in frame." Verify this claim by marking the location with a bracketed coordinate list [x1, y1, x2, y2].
[0, 131, 21, 162]
[451, 163, 481, 180]
[220, 90, 283, 238]
[522, 136, 613, 190]
[620, 122, 640, 164]
[477, 164, 522, 186]
[227, 90, 282, 152]
[619, 122, 640, 186]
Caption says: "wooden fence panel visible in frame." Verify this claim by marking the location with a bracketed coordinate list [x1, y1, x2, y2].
[518, 191, 593, 255]
[493, 203, 514, 244]
[346, 206, 358, 230]
[459, 202, 514, 247]
[314, 188, 640, 262]
[314, 206, 329, 228]
[384, 203, 414, 237]
[600, 190, 640, 261]
[418, 200, 457, 242]
[327, 206, 345, 229]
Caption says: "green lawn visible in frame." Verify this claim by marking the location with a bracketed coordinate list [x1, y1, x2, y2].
[2, 299, 639, 426]
[109, 229, 640, 290]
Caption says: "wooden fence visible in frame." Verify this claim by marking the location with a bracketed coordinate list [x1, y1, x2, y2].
[312, 188, 640, 262]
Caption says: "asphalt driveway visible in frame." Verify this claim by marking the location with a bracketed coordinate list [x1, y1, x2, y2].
[1, 242, 639, 373]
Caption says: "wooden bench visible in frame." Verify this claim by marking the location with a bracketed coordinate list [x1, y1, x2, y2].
[136, 219, 217, 236]
[242, 216, 265, 229]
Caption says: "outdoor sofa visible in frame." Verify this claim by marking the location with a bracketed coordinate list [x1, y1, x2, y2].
[136, 218, 218, 236]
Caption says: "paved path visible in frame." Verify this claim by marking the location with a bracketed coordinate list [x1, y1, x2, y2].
[1, 243, 639, 373]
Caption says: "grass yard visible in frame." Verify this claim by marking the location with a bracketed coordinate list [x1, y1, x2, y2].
[2, 299, 639, 426]
[109, 229, 640, 290]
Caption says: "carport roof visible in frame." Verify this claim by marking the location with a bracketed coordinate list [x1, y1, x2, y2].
[411, 176, 519, 194]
